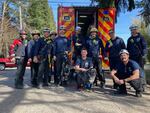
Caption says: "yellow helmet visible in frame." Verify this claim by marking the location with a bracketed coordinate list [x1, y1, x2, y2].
[31, 30, 40, 35]
[90, 28, 98, 33]
[50, 30, 57, 35]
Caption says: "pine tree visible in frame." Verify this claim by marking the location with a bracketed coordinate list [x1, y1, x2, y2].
[137, 0, 150, 27]
[27, 0, 56, 30]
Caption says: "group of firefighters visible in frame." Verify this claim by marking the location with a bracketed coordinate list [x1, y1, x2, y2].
[10, 24, 148, 97]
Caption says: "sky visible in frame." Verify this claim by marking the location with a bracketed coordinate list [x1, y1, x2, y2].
[48, 0, 141, 44]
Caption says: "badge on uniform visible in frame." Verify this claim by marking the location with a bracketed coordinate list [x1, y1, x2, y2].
[93, 39, 98, 45]
[108, 40, 113, 48]
[128, 67, 132, 72]
[130, 39, 134, 43]
[136, 38, 140, 42]
[85, 62, 89, 68]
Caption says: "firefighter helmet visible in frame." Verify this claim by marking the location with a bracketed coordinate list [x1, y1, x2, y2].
[129, 25, 138, 30]
[59, 25, 66, 30]
[76, 26, 81, 31]
[43, 27, 50, 33]
[50, 30, 57, 36]
[19, 30, 27, 35]
[90, 28, 98, 33]
[119, 49, 129, 55]
[31, 30, 40, 35]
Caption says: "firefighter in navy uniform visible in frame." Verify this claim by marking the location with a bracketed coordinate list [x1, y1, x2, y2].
[48, 30, 57, 83]
[105, 29, 126, 89]
[110, 49, 144, 97]
[127, 25, 147, 69]
[53, 25, 70, 86]
[34, 28, 53, 88]
[72, 26, 85, 62]
[50, 30, 57, 40]
[127, 25, 148, 90]
[27, 30, 40, 87]
[75, 48, 96, 91]
[86, 27, 106, 88]
[11, 30, 28, 89]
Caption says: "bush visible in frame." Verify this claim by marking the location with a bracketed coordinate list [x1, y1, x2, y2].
[0, 54, 4, 58]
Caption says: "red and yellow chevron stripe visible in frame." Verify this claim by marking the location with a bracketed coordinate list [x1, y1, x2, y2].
[58, 7, 75, 38]
[98, 8, 116, 69]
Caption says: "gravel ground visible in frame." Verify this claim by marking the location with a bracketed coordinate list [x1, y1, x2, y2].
[0, 68, 150, 113]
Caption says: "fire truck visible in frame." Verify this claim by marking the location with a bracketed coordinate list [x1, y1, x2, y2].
[58, 6, 116, 69]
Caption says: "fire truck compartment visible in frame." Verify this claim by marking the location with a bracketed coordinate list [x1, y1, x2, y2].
[74, 7, 98, 37]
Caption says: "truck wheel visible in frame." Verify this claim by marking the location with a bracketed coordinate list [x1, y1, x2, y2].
[0, 63, 5, 71]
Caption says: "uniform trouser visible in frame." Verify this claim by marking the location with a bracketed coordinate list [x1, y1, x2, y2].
[130, 56, 147, 85]
[55, 54, 64, 84]
[109, 57, 121, 88]
[92, 57, 105, 84]
[77, 69, 96, 86]
[31, 62, 39, 85]
[48, 59, 53, 83]
[15, 57, 27, 86]
[53, 61, 57, 81]
[118, 78, 143, 93]
[37, 58, 49, 85]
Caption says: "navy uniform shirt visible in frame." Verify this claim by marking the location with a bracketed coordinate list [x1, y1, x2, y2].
[127, 33, 147, 57]
[34, 37, 53, 58]
[115, 60, 144, 79]
[27, 39, 39, 59]
[86, 36, 106, 57]
[105, 37, 126, 58]
[53, 36, 70, 56]
[72, 34, 85, 53]
[76, 57, 93, 69]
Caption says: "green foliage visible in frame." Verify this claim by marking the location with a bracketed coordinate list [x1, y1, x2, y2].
[1, 0, 56, 31]
[140, 24, 150, 62]
[90, 0, 135, 11]
[92, 0, 115, 8]
[139, 0, 150, 27]
[27, 0, 56, 31]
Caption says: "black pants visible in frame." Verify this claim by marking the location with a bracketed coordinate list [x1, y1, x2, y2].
[118, 78, 143, 93]
[37, 58, 49, 85]
[31, 62, 39, 85]
[15, 57, 27, 86]
[109, 57, 121, 88]
[48, 58, 54, 83]
[55, 54, 64, 84]
[130, 56, 146, 85]
[92, 57, 105, 84]
[53, 61, 57, 82]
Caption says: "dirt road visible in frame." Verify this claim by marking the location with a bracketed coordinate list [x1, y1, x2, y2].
[0, 68, 150, 113]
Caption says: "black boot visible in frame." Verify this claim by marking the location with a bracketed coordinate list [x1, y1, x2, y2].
[136, 91, 142, 97]
[15, 79, 23, 89]
[100, 82, 105, 89]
